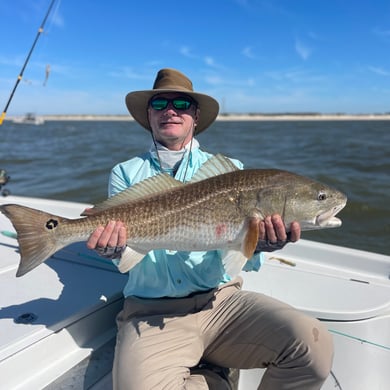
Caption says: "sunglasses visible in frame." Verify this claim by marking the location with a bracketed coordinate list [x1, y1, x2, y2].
[149, 97, 194, 111]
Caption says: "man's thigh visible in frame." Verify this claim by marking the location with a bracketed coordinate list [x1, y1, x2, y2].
[200, 288, 329, 370]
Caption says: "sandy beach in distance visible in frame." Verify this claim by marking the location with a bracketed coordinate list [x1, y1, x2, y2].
[217, 113, 390, 121]
[7, 113, 390, 121]
[6, 113, 390, 121]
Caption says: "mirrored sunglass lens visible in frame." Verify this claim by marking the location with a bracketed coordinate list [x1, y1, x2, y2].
[150, 98, 192, 110]
[172, 99, 191, 109]
[151, 98, 168, 110]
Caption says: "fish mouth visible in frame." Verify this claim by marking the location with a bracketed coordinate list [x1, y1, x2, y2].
[316, 202, 346, 228]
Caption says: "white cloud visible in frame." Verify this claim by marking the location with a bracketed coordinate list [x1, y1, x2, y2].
[0, 55, 23, 67]
[368, 66, 390, 76]
[373, 27, 390, 37]
[205, 75, 224, 85]
[295, 39, 311, 60]
[204, 56, 216, 67]
[242, 46, 256, 59]
[110, 67, 151, 81]
[203, 56, 226, 71]
[204, 73, 255, 87]
[180, 46, 197, 59]
[265, 67, 324, 84]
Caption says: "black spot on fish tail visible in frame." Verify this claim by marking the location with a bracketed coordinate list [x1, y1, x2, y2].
[46, 219, 59, 230]
[0, 204, 69, 276]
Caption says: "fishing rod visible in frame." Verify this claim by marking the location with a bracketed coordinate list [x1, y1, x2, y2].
[0, 0, 57, 126]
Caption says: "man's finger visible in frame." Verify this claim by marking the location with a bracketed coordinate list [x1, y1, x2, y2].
[86, 226, 105, 249]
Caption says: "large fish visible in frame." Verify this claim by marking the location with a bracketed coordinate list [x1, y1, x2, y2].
[0, 155, 347, 277]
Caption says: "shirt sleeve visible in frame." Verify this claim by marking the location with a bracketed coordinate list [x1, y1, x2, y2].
[242, 252, 264, 272]
[109, 164, 131, 196]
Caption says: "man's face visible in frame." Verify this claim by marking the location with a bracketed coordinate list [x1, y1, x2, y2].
[148, 93, 199, 150]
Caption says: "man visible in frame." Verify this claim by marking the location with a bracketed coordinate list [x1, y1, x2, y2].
[87, 68, 333, 389]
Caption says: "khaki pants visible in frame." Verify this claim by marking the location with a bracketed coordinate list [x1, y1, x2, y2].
[113, 277, 333, 389]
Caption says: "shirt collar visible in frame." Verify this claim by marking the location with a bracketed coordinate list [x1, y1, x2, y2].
[149, 138, 200, 170]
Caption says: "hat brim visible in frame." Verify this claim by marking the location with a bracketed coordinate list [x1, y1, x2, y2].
[125, 89, 219, 135]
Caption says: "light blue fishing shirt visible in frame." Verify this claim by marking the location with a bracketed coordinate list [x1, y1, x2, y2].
[109, 143, 263, 298]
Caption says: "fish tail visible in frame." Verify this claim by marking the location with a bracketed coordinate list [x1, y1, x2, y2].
[0, 204, 68, 277]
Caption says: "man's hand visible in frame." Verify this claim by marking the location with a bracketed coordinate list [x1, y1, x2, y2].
[87, 221, 127, 258]
[256, 214, 301, 253]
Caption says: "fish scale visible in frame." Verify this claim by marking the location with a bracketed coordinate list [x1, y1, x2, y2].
[123, 175, 246, 248]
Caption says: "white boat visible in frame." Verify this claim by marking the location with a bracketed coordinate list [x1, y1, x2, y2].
[0, 195, 389, 389]
[12, 113, 45, 125]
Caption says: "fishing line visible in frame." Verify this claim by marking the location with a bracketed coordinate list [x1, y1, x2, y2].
[181, 135, 193, 182]
[329, 328, 390, 351]
[326, 328, 390, 389]
[43, 0, 62, 36]
[329, 370, 343, 390]
[0, 0, 58, 125]
[38, 0, 62, 87]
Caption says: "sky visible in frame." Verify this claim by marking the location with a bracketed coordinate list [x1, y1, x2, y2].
[0, 0, 390, 116]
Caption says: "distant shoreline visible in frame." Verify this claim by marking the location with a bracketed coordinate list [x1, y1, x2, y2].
[6, 113, 390, 121]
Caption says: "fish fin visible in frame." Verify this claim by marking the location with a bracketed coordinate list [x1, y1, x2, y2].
[221, 216, 260, 277]
[117, 246, 147, 273]
[82, 174, 183, 216]
[243, 216, 260, 258]
[221, 249, 248, 277]
[0, 204, 68, 277]
[189, 154, 239, 183]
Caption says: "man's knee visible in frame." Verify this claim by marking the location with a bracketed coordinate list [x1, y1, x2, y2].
[307, 322, 334, 381]
[290, 319, 334, 382]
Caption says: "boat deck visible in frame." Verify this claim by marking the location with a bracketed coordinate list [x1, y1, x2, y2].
[0, 196, 127, 389]
[1, 196, 389, 389]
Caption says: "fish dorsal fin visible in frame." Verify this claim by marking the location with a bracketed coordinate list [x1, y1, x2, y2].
[189, 154, 239, 183]
[82, 174, 182, 216]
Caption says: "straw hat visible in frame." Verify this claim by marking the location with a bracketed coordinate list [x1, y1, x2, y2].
[125, 68, 219, 134]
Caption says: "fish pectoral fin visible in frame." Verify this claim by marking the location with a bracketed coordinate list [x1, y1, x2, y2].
[117, 246, 147, 273]
[221, 249, 248, 278]
[242, 216, 260, 258]
[221, 217, 260, 277]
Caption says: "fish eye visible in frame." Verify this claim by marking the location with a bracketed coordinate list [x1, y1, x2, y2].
[318, 192, 327, 201]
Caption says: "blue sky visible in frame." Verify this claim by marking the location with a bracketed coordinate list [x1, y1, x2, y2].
[1, 0, 390, 115]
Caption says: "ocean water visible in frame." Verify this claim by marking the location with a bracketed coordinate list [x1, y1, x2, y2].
[1, 119, 389, 255]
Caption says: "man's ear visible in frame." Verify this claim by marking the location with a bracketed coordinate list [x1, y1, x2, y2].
[194, 108, 200, 124]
